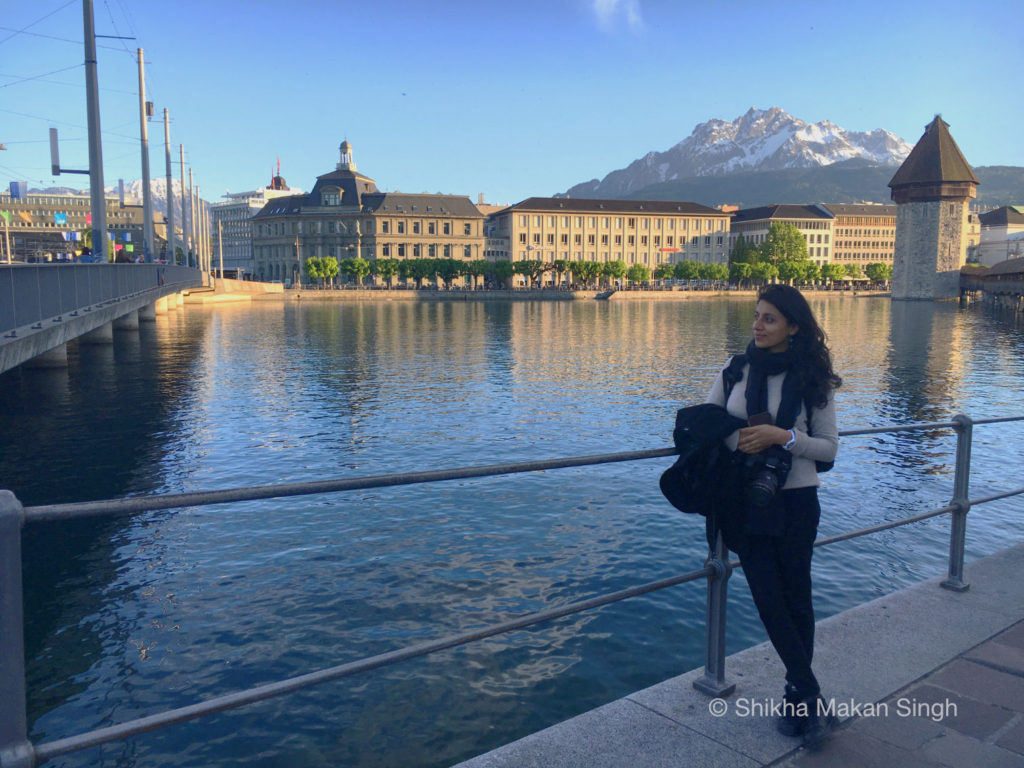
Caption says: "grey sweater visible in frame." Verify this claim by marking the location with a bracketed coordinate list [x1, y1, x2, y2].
[706, 361, 838, 490]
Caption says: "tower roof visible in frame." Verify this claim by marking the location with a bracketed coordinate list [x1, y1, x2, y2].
[889, 116, 979, 190]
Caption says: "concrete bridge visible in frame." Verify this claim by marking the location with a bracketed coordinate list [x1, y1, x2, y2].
[0, 264, 203, 373]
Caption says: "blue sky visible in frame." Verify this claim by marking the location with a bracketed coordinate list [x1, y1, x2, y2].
[2, 0, 1021, 206]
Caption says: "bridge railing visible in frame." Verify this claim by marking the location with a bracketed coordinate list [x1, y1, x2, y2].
[0, 264, 201, 335]
[2, 414, 1024, 767]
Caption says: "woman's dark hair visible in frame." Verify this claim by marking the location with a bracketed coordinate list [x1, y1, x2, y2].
[757, 284, 842, 408]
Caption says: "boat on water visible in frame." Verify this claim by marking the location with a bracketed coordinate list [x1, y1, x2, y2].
[595, 289, 616, 300]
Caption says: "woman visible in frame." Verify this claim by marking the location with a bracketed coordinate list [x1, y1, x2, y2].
[706, 284, 841, 747]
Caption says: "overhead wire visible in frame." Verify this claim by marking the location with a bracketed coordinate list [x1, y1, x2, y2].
[0, 0, 76, 47]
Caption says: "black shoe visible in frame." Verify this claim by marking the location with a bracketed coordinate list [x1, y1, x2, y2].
[777, 683, 807, 738]
[801, 697, 836, 749]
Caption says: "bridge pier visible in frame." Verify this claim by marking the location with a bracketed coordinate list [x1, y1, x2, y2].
[113, 311, 139, 331]
[80, 322, 114, 345]
[139, 303, 157, 322]
[155, 297, 169, 314]
[22, 343, 68, 369]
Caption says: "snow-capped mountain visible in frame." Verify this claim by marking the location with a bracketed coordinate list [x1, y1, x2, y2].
[564, 107, 913, 198]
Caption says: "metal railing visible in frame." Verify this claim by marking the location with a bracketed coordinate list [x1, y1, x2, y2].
[2, 413, 1024, 767]
[0, 263, 201, 335]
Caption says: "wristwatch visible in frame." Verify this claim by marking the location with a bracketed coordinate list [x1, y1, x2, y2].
[782, 429, 796, 451]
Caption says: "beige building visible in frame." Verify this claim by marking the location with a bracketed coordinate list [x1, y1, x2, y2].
[252, 141, 484, 284]
[970, 205, 1024, 267]
[825, 204, 897, 270]
[485, 197, 731, 281]
[729, 204, 834, 266]
[0, 188, 164, 261]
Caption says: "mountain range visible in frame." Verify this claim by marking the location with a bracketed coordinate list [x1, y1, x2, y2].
[563, 107, 1024, 208]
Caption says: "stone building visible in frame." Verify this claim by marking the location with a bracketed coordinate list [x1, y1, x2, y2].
[485, 197, 731, 282]
[889, 116, 979, 300]
[251, 141, 484, 285]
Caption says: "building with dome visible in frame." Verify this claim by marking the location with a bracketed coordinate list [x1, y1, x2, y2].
[251, 142, 484, 285]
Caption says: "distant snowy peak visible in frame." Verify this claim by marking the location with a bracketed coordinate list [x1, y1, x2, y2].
[565, 107, 913, 198]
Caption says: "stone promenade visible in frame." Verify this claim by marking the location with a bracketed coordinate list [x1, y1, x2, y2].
[454, 541, 1024, 768]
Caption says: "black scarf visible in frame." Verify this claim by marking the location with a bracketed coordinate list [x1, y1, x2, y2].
[743, 339, 802, 429]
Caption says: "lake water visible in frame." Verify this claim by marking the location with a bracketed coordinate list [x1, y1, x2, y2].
[2, 295, 1024, 767]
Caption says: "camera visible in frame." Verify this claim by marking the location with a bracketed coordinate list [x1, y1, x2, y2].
[744, 447, 792, 507]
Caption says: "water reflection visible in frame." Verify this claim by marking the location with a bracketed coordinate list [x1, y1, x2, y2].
[2, 296, 1023, 768]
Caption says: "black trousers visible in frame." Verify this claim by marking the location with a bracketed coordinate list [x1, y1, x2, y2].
[738, 486, 821, 700]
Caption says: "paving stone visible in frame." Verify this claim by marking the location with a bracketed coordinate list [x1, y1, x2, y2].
[994, 622, 1024, 650]
[967, 641, 1024, 676]
[920, 730, 1024, 768]
[786, 730, 944, 768]
[926, 659, 1024, 713]
[998, 719, 1024, 757]
[888, 683, 1016, 739]
[846, 702, 944, 749]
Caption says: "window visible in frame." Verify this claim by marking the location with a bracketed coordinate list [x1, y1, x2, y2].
[601, 234, 608, 245]
[413, 244, 421, 257]
[398, 221, 405, 234]
[464, 245, 472, 258]
[587, 234, 595, 245]
[398, 244, 406, 257]
[413, 222, 421, 234]
[519, 233, 527, 244]
[561, 234, 568, 245]
[429, 244, 436, 257]
[444, 245, 451, 257]
[428, 222, 435, 234]
[614, 235, 622, 245]
[627, 218, 636, 228]
[533, 234, 541, 244]
[547, 234, 554, 245]
[464, 223, 471, 235]
[443, 222, 451, 235]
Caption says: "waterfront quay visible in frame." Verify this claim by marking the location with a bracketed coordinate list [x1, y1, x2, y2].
[455, 541, 1024, 768]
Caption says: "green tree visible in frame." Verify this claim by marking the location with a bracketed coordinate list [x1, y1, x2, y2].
[407, 258, 434, 288]
[493, 259, 514, 286]
[730, 234, 759, 266]
[820, 263, 846, 283]
[303, 256, 324, 287]
[573, 259, 601, 288]
[699, 263, 729, 281]
[321, 256, 339, 287]
[730, 260, 753, 287]
[436, 258, 461, 288]
[802, 262, 821, 284]
[864, 262, 893, 284]
[653, 263, 675, 282]
[464, 259, 489, 289]
[674, 260, 701, 280]
[844, 263, 863, 279]
[777, 258, 805, 284]
[750, 261, 779, 284]
[625, 264, 651, 285]
[375, 257, 401, 288]
[602, 259, 627, 287]
[759, 222, 809, 266]
[513, 259, 551, 287]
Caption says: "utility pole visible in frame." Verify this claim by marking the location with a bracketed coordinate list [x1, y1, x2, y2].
[82, 0, 107, 262]
[163, 109, 175, 263]
[136, 48, 154, 262]
[179, 144, 187, 265]
[188, 167, 195, 267]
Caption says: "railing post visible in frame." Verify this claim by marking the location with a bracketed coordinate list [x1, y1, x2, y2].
[693, 530, 735, 697]
[0, 490, 36, 768]
[942, 414, 972, 592]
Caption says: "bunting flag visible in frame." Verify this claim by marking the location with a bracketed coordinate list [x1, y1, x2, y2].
[54, 212, 68, 225]
[70, 231, 80, 242]
[86, 213, 92, 226]
[114, 243, 123, 251]
[18, 211, 32, 223]
[61, 232, 70, 241]
[125, 244, 134, 252]
[123, 232, 131, 242]
[0, 211, 9, 223]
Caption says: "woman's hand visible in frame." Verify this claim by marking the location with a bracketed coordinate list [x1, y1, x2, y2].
[737, 425, 790, 454]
